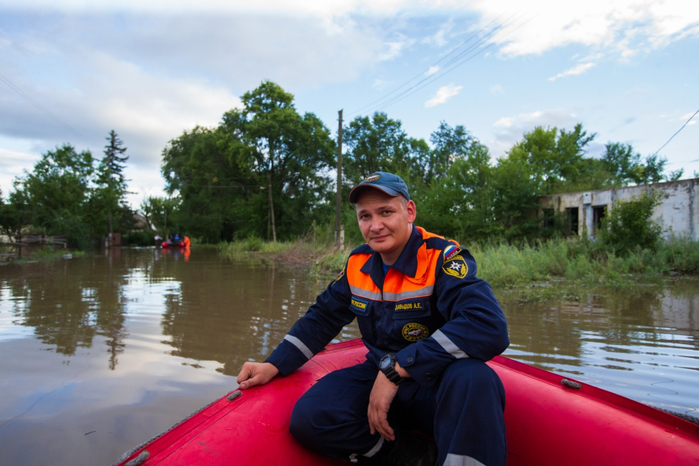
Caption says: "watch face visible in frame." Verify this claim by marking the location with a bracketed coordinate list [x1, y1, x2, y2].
[380, 356, 390, 370]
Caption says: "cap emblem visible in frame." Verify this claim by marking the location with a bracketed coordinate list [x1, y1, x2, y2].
[364, 174, 380, 183]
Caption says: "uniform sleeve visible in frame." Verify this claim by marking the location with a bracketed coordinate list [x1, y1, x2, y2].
[265, 265, 356, 376]
[396, 247, 509, 384]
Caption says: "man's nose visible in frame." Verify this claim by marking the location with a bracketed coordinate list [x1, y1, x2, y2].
[370, 218, 384, 231]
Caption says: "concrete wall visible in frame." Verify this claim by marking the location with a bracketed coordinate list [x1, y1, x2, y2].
[539, 178, 698, 240]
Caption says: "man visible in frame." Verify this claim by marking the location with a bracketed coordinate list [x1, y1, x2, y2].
[237, 172, 509, 465]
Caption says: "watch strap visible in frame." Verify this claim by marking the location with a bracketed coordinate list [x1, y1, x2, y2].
[380, 353, 404, 385]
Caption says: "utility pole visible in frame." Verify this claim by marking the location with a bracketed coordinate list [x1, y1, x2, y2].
[335, 110, 344, 250]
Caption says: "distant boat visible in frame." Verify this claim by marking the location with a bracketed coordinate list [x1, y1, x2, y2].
[113, 338, 699, 466]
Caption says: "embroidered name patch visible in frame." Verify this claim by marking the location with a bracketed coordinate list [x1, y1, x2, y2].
[350, 296, 369, 314]
[443, 254, 468, 279]
[394, 302, 424, 312]
[402, 323, 429, 342]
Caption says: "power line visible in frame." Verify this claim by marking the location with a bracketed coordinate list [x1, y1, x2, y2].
[652, 108, 699, 157]
[349, 15, 507, 116]
[0, 73, 95, 147]
[348, 14, 531, 117]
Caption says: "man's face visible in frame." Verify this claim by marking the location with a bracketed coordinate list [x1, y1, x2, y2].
[355, 189, 416, 265]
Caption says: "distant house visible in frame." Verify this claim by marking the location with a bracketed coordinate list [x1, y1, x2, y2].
[539, 178, 699, 240]
[132, 212, 151, 231]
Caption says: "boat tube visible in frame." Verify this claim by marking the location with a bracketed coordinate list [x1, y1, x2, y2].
[114, 339, 699, 465]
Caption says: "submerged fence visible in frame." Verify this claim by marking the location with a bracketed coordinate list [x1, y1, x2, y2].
[0, 234, 67, 260]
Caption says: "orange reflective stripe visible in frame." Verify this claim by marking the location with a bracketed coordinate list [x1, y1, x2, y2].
[382, 245, 439, 301]
[346, 227, 451, 303]
[347, 253, 382, 300]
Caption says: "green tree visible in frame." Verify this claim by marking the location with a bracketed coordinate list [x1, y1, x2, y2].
[601, 142, 644, 185]
[423, 122, 473, 184]
[94, 130, 131, 238]
[163, 81, 335, 242]
[0, 189, 23, 240]
[162, 125, 253, 242]
[343, 112, 413, 183]
[416, 124, 496, 241]
[600, 142, 683, 186]
[220, 81, 335, 241]
[490, 156, 540, 240]
[140, 196, 179, 237]
[11, 144, 95, 248]
[598, 191, 663, 255]
[508, 124, 596, 194]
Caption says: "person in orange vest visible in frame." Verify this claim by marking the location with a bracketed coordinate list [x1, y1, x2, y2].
[183, 236, 191, 248]
[237, 172, 509, 466]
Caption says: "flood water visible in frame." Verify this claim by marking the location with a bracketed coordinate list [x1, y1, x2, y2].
[0, 247, 697, 465]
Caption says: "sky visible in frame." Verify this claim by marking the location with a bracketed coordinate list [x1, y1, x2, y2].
[1, 0, 698, 209]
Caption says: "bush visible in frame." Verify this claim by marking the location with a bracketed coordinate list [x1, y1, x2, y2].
[597, 191, 663, 256]
[122, 231, 157, 247]
[658, 236, 699, 274]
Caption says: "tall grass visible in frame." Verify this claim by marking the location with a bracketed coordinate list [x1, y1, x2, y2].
[218, 235, 699, 290]
[469, 236, 699, 288]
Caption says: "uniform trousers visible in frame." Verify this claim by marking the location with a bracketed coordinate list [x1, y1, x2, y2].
[289, 358, 507, 466]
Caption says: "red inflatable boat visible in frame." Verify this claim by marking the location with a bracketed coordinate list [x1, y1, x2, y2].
[114, 339, 699, 465]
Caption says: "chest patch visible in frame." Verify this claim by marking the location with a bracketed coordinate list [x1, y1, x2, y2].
[394, 301, 424, 312]
[402, 323, 429, 342]
[350, 296, 369, 314]
[443, 255, 468, 279]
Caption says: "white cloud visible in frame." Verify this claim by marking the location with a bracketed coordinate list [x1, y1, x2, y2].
[7, 1, 699, 59]
[424, 84, 463, 108]
[0, 146, 40, 199]
[468, 0, 699, 58]
[548, 62, 596, 81]
[426, 66, 440, 76]
[380, 34, 415, 61]
[489, 109, 581, 157]
[490, 84, 505, 95]
[422, 17, 454, 47]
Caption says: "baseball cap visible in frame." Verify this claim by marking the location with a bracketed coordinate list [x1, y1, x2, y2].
[349, 172, 411, 203]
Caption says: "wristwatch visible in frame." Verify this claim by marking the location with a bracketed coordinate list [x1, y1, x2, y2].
[379, 352, 404, 385]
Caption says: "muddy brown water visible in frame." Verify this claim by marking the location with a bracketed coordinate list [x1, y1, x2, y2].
[0, 247, 697, 465]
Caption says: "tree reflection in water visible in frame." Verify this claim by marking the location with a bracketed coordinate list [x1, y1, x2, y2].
[0, 248, 696, 466]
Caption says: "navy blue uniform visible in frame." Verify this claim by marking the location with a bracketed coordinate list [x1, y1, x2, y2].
[266, 226, 509, 465]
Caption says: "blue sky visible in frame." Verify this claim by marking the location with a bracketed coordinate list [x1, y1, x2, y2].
[1, 0, 698, 209]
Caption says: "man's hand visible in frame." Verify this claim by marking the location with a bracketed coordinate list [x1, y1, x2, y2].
[367, 371, 400, 441]
[236, 362, 279, 390]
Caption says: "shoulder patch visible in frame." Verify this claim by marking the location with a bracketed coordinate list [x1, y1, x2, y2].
[442, 254, 468, 279]
[443, 244, 461, 262]
[331, 268, 345, 286]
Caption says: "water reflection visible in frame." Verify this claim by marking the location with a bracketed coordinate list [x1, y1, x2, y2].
[0, 249, 697, 465]
[502, 281, 699, 416]
[1, 253, 128, 368]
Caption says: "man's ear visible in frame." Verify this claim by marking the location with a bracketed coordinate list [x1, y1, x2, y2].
[406, 200, 416, 223]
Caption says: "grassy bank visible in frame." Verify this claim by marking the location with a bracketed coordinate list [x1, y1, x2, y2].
[219, 236, 699, 300]
[0, 247, 86, 264]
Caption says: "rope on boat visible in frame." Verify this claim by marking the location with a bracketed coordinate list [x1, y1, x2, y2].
[124, 451, 149, 466]
[111, 389, 244, 466]
[656, 407, 699, 426]
[561, 379, 581, 389]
